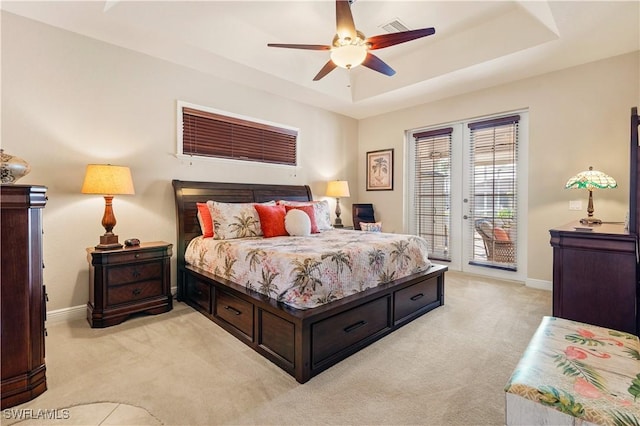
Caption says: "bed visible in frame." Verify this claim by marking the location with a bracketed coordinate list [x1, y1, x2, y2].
[172, 180, 447, 383]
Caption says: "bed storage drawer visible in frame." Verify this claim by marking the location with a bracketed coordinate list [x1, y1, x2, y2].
[215, 289, 254, 340]
[311, 296, 391, 367]
[186, 278, 211, 313]
[394, 276, 439, 324]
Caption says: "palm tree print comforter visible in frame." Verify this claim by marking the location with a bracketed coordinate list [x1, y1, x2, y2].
[185, 229, 432, 309]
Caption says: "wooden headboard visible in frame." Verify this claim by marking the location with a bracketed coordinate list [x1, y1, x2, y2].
[171, 180, 313, 288]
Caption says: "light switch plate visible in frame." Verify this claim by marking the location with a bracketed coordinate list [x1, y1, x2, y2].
[569, 200, 582, 211]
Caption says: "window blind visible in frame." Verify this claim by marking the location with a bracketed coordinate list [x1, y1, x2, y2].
[468, 115, 519, 270]
[413, 127, 453, 261]
[182, 107, 298, 166]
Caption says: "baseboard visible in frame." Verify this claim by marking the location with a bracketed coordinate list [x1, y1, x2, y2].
[47, 304, 86, 323]
[525, 278, 552, 291]
[46, 286, 179, 324]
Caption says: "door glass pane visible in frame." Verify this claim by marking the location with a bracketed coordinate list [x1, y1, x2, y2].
[414, 133, 452, 261]
[469, 122, 518, 270]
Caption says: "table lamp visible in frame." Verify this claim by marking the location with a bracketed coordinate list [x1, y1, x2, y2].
[326, 180, 350, 228]
[82, 164, 135, 249]
[565, 166, 617, 225]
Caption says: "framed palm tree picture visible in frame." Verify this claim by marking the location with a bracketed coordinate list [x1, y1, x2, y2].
[367, 149, 394, 191]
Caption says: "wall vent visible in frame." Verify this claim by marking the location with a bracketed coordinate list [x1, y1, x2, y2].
[381, 19, 410, 34]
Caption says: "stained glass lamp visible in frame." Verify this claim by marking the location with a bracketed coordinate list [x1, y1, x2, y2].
[565, 166, 617, 225]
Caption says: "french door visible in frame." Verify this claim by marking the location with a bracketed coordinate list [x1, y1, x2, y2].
[408, 111, 528, 281]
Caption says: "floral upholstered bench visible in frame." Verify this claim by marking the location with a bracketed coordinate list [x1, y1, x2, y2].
[504, 316, 640, 425]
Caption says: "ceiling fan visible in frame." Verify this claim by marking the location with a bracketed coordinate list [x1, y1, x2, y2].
[267, 0, 435, 81]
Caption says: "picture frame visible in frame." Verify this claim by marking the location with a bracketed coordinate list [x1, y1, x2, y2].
[366, 149, 394, 191]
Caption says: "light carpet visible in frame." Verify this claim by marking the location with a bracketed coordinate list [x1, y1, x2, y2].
[7, 271, 551, 425]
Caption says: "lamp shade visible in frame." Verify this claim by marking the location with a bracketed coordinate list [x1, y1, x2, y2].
[81, 164, 135, 195]
[326, 180, 350, 198]
[565, 166, 617, 190]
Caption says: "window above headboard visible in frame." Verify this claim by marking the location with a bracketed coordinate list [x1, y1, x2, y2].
[177, 101, 298, 167]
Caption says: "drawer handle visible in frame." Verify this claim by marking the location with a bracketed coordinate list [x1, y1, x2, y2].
[132, 269, 141, 278]
[224, 305, 242, 316]
[344, 320, 367, 333]
[132, 288, 142, 296]
[135, 254, 140, 258]
[410, 293, 424, 301]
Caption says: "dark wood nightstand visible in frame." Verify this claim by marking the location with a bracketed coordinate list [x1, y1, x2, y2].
[87, 241, 173, 328]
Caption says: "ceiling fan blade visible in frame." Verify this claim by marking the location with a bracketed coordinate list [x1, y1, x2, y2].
[336, 0, 356, 40]
[362, 53, 396, 77]
[366, 27, 436, 50]
[313, 60, 338, 81]
[267, 43, 331, 51]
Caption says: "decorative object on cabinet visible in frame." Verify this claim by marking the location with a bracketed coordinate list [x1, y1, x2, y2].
[366, 149, 393, 191]
[0, 149, 31, 184]
[1, 184, 47, 409]
[325, 180, 350, 228]
[565, 166, 617, 225]
[81, 164, 135, 250]
[87, 241, 172, 328]
[352, 203, 375, 230]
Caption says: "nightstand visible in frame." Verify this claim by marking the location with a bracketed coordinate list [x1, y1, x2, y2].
[87, 241, 173, 328]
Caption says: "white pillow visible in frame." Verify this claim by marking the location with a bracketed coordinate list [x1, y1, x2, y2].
[285, 209, 311, 236]
[278, 200, 332, 230]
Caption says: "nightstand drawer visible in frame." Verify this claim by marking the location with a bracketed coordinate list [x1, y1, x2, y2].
[98, 249, 164, 265]
[107, 262, 161, 286]
[108, 279, 163, 305]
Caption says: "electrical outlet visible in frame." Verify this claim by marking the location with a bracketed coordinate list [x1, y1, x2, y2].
[569, 200, 582, 211]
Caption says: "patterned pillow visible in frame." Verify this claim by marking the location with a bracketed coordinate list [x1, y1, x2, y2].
[207, 201, 275, 240]
[278, 200, 332, 230]
[361, 222, 383, 232]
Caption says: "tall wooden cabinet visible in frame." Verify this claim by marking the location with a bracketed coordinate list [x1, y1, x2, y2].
[549, 222, 638, 334]
[1, 185, 48, 409]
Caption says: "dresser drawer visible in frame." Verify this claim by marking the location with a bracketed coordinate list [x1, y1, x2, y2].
[312, 296, 391, 366]
[97, 249, 164, 265]
[108, 279, 163, 306]
[107, 262, 161, 286]
[187, 278, 211, 313]
[394, 276, 439, 323]
[214, 289, 254, 339]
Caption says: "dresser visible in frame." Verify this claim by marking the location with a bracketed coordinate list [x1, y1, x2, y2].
[549, 221, 638, 334]
[87, 241, 173, 328]
[1, 184, 48, 409]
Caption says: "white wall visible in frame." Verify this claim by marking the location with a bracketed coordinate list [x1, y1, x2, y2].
[358, 51, 639, 283]
[1, 12, 358, 312]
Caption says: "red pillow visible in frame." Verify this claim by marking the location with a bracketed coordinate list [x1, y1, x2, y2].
[254, 204, 288, 238]
[494, 227, 510, 241]
[285, 205, 319, 233]
[196, 202, 214, 238]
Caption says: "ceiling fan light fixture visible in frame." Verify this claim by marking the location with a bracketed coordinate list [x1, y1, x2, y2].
[330, 32, 367, 69]
[330, 44, 367, 69]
